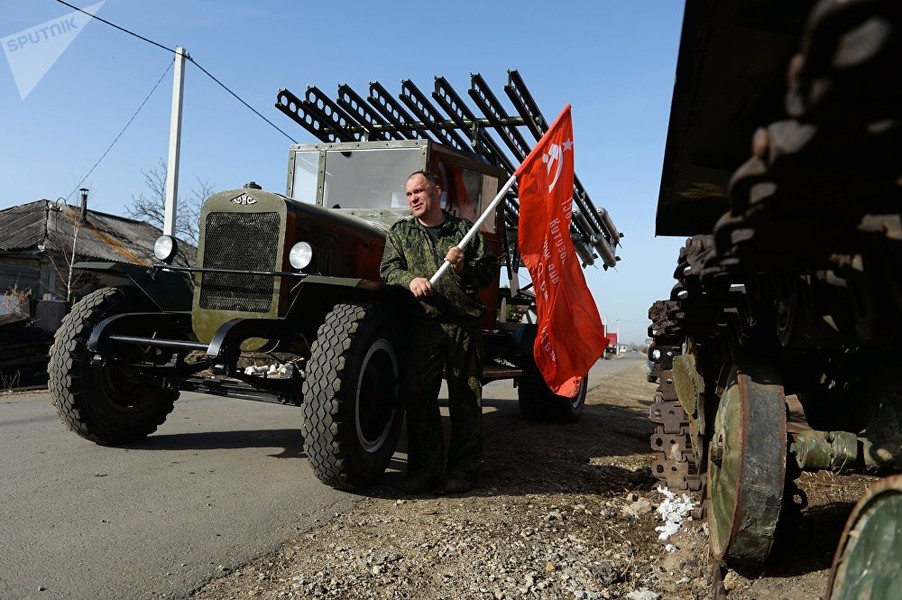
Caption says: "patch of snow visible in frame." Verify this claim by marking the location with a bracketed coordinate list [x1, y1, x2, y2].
[654, 485, 694, 542]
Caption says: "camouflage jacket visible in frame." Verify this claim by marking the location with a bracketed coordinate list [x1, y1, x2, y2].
[380, 211, 498, 321]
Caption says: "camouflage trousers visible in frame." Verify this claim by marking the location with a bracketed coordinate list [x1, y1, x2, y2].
[404, 317, 484, 481]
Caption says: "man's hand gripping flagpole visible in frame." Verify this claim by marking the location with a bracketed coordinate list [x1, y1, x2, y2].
[428, 174, 518, 285]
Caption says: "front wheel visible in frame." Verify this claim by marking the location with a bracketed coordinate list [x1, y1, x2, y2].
[48, 287, 178, 445]
[301, 303, 405, 490]
[518, 361, 587, 424]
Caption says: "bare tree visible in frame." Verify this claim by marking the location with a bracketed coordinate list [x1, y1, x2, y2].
[42, 204, 90, 302]
[64, 207, 82, 302]
[126, 158, 214, 246]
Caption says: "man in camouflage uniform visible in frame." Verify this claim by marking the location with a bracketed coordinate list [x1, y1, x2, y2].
[380, 170, 498, 494]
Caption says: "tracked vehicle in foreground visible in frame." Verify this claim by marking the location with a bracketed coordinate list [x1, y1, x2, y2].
[48, 72, 621, 491]
[648, 0, 902, 596]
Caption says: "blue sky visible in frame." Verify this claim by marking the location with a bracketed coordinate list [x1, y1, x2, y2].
[1, 1, 686, 344]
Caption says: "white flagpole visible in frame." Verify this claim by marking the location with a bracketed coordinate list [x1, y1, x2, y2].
[429, 173, 517, 284]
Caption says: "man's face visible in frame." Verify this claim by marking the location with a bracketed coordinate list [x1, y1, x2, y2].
[405, 174, 441, 222]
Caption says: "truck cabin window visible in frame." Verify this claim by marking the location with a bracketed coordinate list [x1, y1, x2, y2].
[290, 147, 498, 234]
[321, 148, 423, 210]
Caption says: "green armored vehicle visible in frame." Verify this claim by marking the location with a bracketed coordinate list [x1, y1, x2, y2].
[48, 72, 621, 490]
[647, 1, 902, 596]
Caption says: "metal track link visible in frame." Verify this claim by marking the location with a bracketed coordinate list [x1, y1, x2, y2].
[649, 369, 705, 494]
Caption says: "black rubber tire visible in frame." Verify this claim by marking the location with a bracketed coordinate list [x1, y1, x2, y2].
[48, 287, 178, 445]
[517, 361, 587, 424]
[301, 303, 404, 490]
[517, 367, 546, 421]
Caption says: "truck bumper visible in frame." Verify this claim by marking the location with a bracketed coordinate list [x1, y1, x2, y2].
[87, 312, 294, 375]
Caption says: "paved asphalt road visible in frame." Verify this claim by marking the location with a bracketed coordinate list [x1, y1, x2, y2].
[0, 354, 641, 600]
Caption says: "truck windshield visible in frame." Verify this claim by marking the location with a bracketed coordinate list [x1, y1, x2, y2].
[322, 147, 423, 210]
[289, 145, 497, 234]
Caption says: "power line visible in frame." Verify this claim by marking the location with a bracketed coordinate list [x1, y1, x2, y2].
[53, 0, 297, 143]
[187, 57, 297, 143]
[63, 59, 173, 203]
[55, 0, 174, 54]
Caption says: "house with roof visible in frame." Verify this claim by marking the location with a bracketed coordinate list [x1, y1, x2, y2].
[0, 195, 193, 385]
[0, 196, 194, 308]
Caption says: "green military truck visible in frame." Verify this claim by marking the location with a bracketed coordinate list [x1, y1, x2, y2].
[48, 72, 621, 490]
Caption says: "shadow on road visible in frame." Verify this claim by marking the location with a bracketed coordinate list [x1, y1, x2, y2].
[373, 395, 657, 500]
[127, 428, 306, 458]
[762, 500, 857, 578]
[122, 364, 659, 503]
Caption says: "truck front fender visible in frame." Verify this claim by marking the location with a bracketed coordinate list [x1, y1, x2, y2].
[74, 261, 193, 312]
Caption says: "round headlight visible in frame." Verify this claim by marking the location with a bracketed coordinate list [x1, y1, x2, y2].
[289, 241, 313, 270]
[651, 348, 661, 360]
[153, 235, 178, 263]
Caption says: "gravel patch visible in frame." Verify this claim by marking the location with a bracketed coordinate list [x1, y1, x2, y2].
[190, 360, 876, 600]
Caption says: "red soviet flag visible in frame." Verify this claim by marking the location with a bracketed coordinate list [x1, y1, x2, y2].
[515, 105, 607, 397]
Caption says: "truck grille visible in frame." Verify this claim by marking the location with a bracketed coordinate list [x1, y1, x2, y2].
[199, 212, 281, 312]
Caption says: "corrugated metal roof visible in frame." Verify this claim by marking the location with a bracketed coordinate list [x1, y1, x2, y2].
[0, 199, 195, 263]
[0, 201, 49, 251]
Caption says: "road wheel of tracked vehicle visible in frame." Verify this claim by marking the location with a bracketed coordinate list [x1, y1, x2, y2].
[826, 474, 902, 600]
[518, 362, 587, 424]
[301, 303, 405, 490]
[48, 286, 178, 445]
[707, 360, 787, 572]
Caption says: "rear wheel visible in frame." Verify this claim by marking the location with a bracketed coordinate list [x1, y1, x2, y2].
[48, 286, 178, 445]
[301, 303, 405, 490]
[518, 361, 587, 424]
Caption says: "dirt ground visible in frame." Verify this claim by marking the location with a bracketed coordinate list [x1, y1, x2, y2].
[191, 359, 877, 600]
